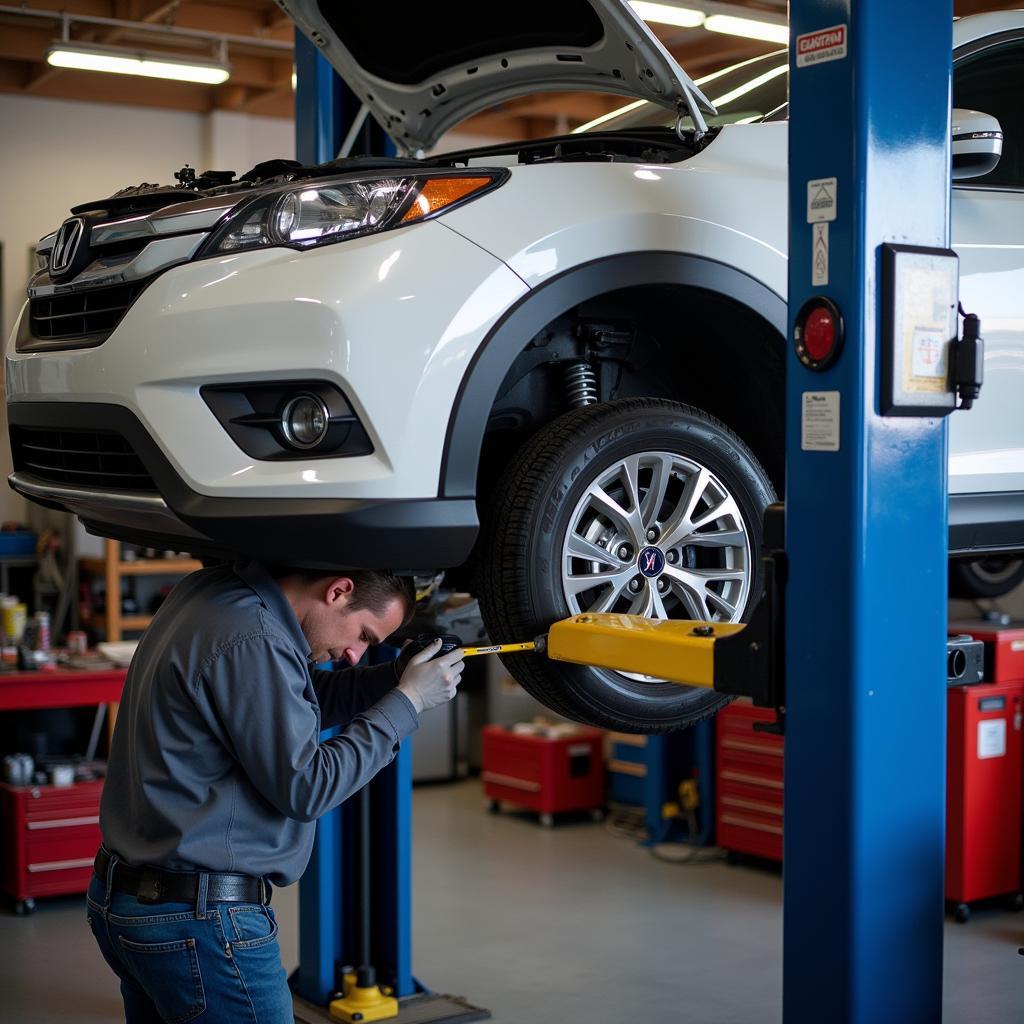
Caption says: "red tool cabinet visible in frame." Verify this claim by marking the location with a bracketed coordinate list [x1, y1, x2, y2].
[481, 724, 605, 824]
[0, 780, 104, 913]
[945, 679, 1024, 920]
[715, 700, 784, 861]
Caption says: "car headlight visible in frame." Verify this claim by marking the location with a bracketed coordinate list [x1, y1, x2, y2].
[205, 171, 505, 255]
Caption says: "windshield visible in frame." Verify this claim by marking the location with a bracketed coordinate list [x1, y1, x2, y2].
[577, 50, 788, 134]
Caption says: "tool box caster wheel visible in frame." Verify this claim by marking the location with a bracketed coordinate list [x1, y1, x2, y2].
[14, 899, 35, 916]
[590, 808, 605, 822]
[1009, 893, 1023, 912]
[486, 799, 500, 814]
[539, 813, 555, 828]
[954, 903, 970, 923]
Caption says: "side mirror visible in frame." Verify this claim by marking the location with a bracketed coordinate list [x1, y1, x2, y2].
[952, 108, 1003, 180]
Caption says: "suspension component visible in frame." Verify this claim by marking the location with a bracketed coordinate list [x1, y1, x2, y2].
[564, 361, 598, 408]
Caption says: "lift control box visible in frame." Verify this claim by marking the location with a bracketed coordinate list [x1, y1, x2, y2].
[948, 620, 1024, 683]
[946, 679, 1024, 914]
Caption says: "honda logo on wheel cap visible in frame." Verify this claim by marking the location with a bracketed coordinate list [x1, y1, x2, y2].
[49, 217, 87, 278]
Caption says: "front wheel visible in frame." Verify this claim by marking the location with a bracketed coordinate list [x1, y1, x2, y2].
[477, 399, 776, 733]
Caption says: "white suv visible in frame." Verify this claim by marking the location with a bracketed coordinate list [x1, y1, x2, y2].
[7, 4, 1024, 730]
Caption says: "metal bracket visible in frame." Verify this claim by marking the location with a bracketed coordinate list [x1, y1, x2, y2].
[713, 503, 787, 733]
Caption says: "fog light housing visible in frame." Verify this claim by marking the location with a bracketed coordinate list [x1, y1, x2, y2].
[281, 394, 330, 449]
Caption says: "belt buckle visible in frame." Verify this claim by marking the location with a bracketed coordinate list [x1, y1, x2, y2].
[137, 872, 164, 904]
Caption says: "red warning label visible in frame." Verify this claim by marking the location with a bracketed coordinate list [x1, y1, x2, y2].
[796, 24, 848, 68]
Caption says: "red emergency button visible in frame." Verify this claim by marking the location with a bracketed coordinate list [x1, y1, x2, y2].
[794, 296, 844, 370]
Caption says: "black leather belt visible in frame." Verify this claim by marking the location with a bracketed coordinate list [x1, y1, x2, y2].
[94, 847, 270, 905]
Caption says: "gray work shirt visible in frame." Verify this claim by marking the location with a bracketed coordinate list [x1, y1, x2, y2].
[100, 561, 418, 886]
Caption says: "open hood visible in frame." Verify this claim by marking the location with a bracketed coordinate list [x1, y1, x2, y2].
[278, 0, 715, 152]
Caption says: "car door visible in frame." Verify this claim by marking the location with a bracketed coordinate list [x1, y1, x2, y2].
[950, 33, 1024, 544]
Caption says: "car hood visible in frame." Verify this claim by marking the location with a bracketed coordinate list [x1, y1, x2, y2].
[280, 0, 715, 151]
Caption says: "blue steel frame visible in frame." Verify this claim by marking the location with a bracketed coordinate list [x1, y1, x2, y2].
[292, 40, 407, 1002]
[784, 1, 952, 1021]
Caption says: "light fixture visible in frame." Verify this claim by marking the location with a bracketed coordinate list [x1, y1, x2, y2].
[47, 40, 230, 85]
[704, 14, 789, 44]
[629, 1, 705, 28]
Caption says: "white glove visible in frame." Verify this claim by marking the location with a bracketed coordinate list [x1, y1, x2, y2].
[397, 639, 464, 714]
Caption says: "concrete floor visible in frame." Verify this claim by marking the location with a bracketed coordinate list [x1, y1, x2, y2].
[1, 779, 1022, 1023]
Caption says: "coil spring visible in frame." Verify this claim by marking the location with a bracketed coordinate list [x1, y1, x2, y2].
[564, 361, 598, 409]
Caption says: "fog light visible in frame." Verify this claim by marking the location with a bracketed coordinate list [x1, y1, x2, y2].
[281, 394, 330, 449]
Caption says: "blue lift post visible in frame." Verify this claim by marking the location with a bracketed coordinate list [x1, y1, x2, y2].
[784, 1, 953, 1021]
[293, 36, 411, 1006]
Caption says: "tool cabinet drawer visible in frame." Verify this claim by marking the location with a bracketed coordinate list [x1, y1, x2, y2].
[716, 701, 785, 861]
[1, 781, 103, 904]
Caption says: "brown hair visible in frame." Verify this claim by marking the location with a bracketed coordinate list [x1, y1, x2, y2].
[269, 566, 416, 624]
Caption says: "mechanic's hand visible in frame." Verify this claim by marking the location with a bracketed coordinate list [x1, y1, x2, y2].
[397, 639, 464, 714]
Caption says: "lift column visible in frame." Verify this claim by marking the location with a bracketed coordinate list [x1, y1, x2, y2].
[784, 1, 953, 1021]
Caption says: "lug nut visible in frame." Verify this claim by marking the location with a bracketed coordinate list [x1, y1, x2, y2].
[628, 578, 642, 593]
[618, 545, 631, 559]
[657, 579, 667, 592]
[666, 550, 678, 564]
[646, 528, 658, 542]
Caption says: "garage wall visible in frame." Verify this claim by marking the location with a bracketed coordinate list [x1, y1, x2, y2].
[0, 94, 294, 522]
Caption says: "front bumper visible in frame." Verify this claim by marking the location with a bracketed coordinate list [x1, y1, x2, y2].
[7, 401, 477, 570]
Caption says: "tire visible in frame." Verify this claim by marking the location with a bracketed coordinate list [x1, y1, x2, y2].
[477, 399, 776, 733]
[949, 557, 1024, 599]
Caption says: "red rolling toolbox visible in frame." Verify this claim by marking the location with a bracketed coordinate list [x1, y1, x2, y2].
[948, 620, 1024, 683]
[715, 700, 784, 861]
[482, 724, 605, 824]
[0, 780, 104, 914]
[945, 679, 1024, 920]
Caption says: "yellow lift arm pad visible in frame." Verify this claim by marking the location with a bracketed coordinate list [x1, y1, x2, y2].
[546, 614, 746, 688]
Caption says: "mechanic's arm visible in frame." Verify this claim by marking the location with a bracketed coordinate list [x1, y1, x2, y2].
[311, 657, 403, 728]
[193, 636, 459, 822]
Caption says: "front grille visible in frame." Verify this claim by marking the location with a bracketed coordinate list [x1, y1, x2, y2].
[10, 425, 157, 492]
[29, 281, 148, 343]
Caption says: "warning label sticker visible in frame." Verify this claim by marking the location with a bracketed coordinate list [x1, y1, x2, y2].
[796, 24, 848, 68]
[801, 391, 840, 452]
[812, 223, 829, 286]
[807, 177, 837, 223]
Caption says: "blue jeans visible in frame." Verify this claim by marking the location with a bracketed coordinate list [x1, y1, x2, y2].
[86, 867, 293, 1023]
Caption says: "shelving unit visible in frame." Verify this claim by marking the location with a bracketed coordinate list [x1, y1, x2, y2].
[80, 540, 201, 641]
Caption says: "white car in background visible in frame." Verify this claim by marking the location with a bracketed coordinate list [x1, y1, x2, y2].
[6, 3, 1024, 731]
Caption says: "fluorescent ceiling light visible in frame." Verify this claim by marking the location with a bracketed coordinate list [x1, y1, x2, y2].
[47, 41, 230, 85]
[711, 62, 788, 106]
[629, 1, 705, 28]
[704, 14, 789, 44]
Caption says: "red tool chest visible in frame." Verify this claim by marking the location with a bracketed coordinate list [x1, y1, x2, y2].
[482, 724, 605, 824]
[0, 780, 103, 912]
[948, 620, 1024, 683]
[946, 679, 1024, 918]
[715, 700, 784, 861]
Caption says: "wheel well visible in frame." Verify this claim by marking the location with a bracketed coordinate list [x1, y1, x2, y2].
[476, 283, 786, 506]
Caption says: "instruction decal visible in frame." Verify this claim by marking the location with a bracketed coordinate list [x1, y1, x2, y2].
[807, 178, 837, 223]
[812, 223, 829, 286]
[801, 391, 840, 452]
[978, 719, 1006, 760]
[796, 25, 848, 68]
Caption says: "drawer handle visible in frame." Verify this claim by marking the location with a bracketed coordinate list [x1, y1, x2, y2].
[481, 771, 541, 792]
[28, 857, 96, 874]
[721, 795, 783, 817]
[722, 739, 783, 757]
[27, 816, 100, 831]
[720, 770, 784, 790]
[607, 759, 647, 778]
[720, 813, 784, 836]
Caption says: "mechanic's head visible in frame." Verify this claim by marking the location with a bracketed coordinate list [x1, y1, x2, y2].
[272, 567, 416, 666]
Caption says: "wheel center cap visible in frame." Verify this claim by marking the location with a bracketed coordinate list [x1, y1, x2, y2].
[637, 546, 666, 579]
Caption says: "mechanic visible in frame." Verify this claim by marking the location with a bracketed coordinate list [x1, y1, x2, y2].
[85, 559, 462, 1023]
